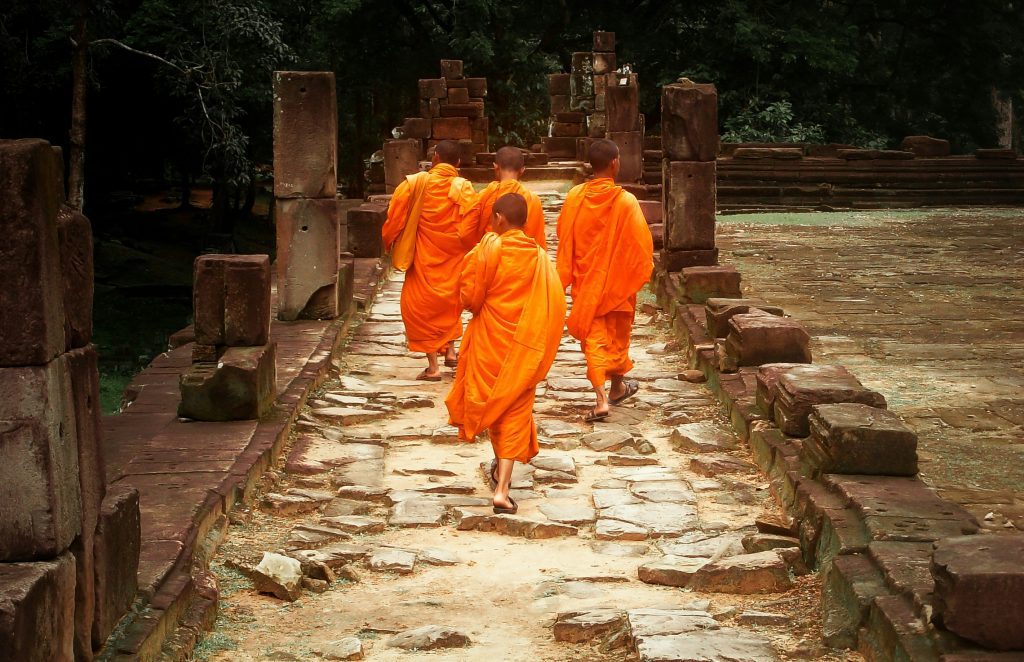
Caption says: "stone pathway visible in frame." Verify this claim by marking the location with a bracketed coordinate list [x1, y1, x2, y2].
[200, 195, 857, 661]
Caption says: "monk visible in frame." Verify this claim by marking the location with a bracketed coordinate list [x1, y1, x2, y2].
[556, 138, 654, 422]
[382, 140, 480, 380]
[446, 192, 566, 513]
[471, 146, 547, 250]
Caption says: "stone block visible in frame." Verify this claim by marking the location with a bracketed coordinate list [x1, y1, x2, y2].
[605, 83, 638, 132]
[733, 147, 803, 160]
[466, 77, 487, 97]
[593, 31, 615, 52]
[0, 552, 75, 661]
[337, 257, 355, 317]
[755, 363, 806, 414]
[223, 255, 272, 346]
[191, 344, 221, 363]
[975, 148, 1018, 160]
[679, 265, 741, 304]
[548, 74, 570, 96]
[608, 130, 643, 183]
[593, 74, 608, 96]
[192, 256, 227, 345]
[542, 137, 578, 159]
[0, 357, 82, 561]
[556, 111, 586, 123]
[663, 160, 716, 251]
[400, 117, 432, 140]
[662, 81, 719, 161]
[821, 553, 888, 649]
[447, 87, 470, 105]
[552, 122, 585, 137]
[773, 365, 886, 436]
[803, 403, 917, 477]
[659, 248, 719, 272]
[272, 71, 337, 198]
[440, 59, 463, 79]
[593, 51, 617, 75]
[550, 94, 569, 115]
[638, 199, 662, 224]
[0, 139, 65, 366]
[571, 51, 594, 74]
[64, 346, 105, 535]
[569, 73, 593, 99]
[899, 135, 950, 157]
[383, 139, 422, 193]
[178, 343, 277, 421]
[92, 485, 140, 648]
[431, 117, 471, 140]
[932, 535, 1024, 650]
[724, 310, 811, 369]
[418, 78, 447, 99]
[346, 203, 387, 258]
[56, 206, 94, 350]
[705, 298, 784, 339]
[276, 198, 340, 321]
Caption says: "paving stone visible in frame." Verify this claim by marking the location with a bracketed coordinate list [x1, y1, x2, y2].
[689, 455, 758, 477]
[289, 543, 370, 569]
[387, 625, 470, 650]
[389, 498, 446, 528]
[612, 466, 680, 482]
[318, 516, 383, 535]
[287, 524, 352, 547]
[601, 502, 699, 538]
[658, 533, 745, 559]
[533, 468, 578, 484]
[252, 552, 303, 601]
[417, 548, 461, 566]
[605, 454, 660, 466]
[312, 637, 364, 660]
[323, 499, 373, 517]
[530, 455, 576, 475]
[688, 551, 794, 594]
[314, 407, 388, 425]
[453, 508, 579, 539]
[630, 481, 697, 504]
[335, 485, 389, 502]
[593, 489, 641, 509]
[553, 609, 626, 643]
[590, 540, 650, 557]
[627, 608, 720, 636]
[633, 629, 777, 662]
[638, 556, 708, 586]
[538, 419, 582, 437]
[582, 429, 635, 452]
[368, 547, 416, 574]
[261, 493, 320, 516]
[545, 377, 593, 392]
[650, 378, 694, 392]
[539, 501, 597, 525]
[737, 611, 791, 626]
[670, 422, 739, 453]
[595, 519, 649, 541]
[741, 533, 800, 554]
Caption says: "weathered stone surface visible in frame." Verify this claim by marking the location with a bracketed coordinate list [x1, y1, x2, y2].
[670, 422, 738, 453]
[273, 71, 337, 198]
[658, 533, 744, 559]
[900, 135, 950, 157]
[548, 73, 570, 96]
[689, 454, 757, 477]
[661, 81, 719, 162]
[821, 553, 888, 649]
[387, 625, 470, 650]
[725, 310, 810, 368]
[539, 501, 596, 525]
[593, 30, 615, 51]
[454, 508, 578, 539]
[630, 481, 697, 504]
[733, 147, 803, 160]
[178, 343, 277, 421]
[633, 630, 777, 662]
[253, 552, 303, 601]
[593, 51, 617, 75]
[389, 498, 445, 528]
[314, 407, 386, 425]
[754, 363, 806, 414]
[741, 533, 799, 554]
[0, 357, 82, 561]
[92, 485, 140, 647]
[705, 298, 783, 339]
[368, 547, 417, 574]
[605, 82, 638, 132]
[931, 535, 1024, 650]
[290, 543, 369, 569]
[530, 455, 576, 475]
[312, 636, 364, 660]
[0, 139, 65, 365]
[418, 78, 446, 99]
[553, 609, 625, 643]
[56, 206, 94, 349]
[593, 488, 641, 509]
[346, 204, 387, 258]
[582, 429, 635, 452]
[595, 518, 649, 540]
[383, 139, 421, 193]
[262, 492, 320, 516]
[600, 502, 699, 538]
[638, 556, 707, 586]
[680, 265, 740, 304]
[738, 611, 791, 626]
[0, 552, 75, 662]
[688, 551, 794, 594]
[802, 403, 917, 476]
[609, 130, 644, 183]
[627, 608, 720, 637]
[276, 197, 340, 321]
[774, 365, 886, 436]
[315, 516, 381, 535]
[664, 161, 717, 251]
[193, 254, 272, 346]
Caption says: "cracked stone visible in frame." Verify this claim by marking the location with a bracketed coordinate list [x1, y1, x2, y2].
[530, 455, 577, 475]
[741, 533, 800, 554]
[315, 407, 388, 424]
[319, 516, 384, 535]
[553, 609, 626, 643]
[638, 557, 708, 586]
[630, 481, 697, 504]
[454, 508, 578, 539]
[670, 423, 739, 453]
[600, 502, 700, 538]
[595, 518, 649, 541]
[287, 524, 352, 547]
[593, 489, 641, 509]
[261, 493, 320, 516]
[627, 608, 720, 636]
[539, 501, 597, 525]
[387, 625, 470, 650]
[389, 498, 446, 527]
[582, 429, 635, 452]
[252, 552, 303, 601]
[368, 547, 417, 574]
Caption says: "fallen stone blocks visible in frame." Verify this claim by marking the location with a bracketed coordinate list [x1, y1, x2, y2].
[346, 203, 388, 258]
[179, 344, 277, 421]
[678, 265, 742, 304]
[705, 297, 783, 338]
[722, 309, 811, 369]
[772, 365, 886, 436]
[801, 403, 918, 477]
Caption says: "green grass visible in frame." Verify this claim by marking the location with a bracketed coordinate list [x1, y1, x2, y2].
[193, 631, 237, 660]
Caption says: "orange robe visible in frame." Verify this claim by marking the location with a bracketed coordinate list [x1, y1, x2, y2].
[473, 179, 547, 250]
[556, 177, 654, 389]
[445, 229, 566, 463]
[382, 163, 480, 353]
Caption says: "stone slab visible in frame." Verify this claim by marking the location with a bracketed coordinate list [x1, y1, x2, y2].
[273, 71, 337, 198]
[0, 552, 75, 662]
[276, 198, 340, 321]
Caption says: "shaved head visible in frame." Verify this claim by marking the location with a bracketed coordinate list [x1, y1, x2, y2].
[588, 138, 619, 173]
[493, 192, 528, 228]
[434, 140, 461, 166]
[495, 145, 526, 171]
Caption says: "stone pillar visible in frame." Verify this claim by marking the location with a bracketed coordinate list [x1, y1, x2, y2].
[179, 254, 277, 421]
[0, 138, 140, 661]
[383, 139, 421, 193]
[273, 71, 341, 321]
[660, 80, 720, 272]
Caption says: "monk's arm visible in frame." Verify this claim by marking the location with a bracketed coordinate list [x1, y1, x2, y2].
[454, 181, 483, 249]
[458, 244, 485, 314]
[381, 178, 413, 248]
[528, 198, 547, 251]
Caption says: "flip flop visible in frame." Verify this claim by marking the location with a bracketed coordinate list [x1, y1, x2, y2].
[492, 496, 518, 515]
[584, 408, 609, 423]
[609, 379, 640, 406]
[487, 459, 498, 490]
[444, 357, 459, 368]
[416, 370, 442, 382]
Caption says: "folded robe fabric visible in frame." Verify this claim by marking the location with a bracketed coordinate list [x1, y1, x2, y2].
[445, 229, 566, 463]
[472, 179, 548, 251]
[382, 163, 480, 353]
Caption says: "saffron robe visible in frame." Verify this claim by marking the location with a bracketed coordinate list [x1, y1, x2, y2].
[473, 179, 547, 250]
[382, 163, 480, 353]
[555, 177, 654, 388]
[445, 229, 566, 462]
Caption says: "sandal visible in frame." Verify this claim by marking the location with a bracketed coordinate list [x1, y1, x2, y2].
[492, 495, 518, 515]
[487, 459, 499, 490]
[584, 408, 609, 423]
[416, 369, 442, 382]
[609, 379, 640, 406]
[444, 357, 459, 368]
